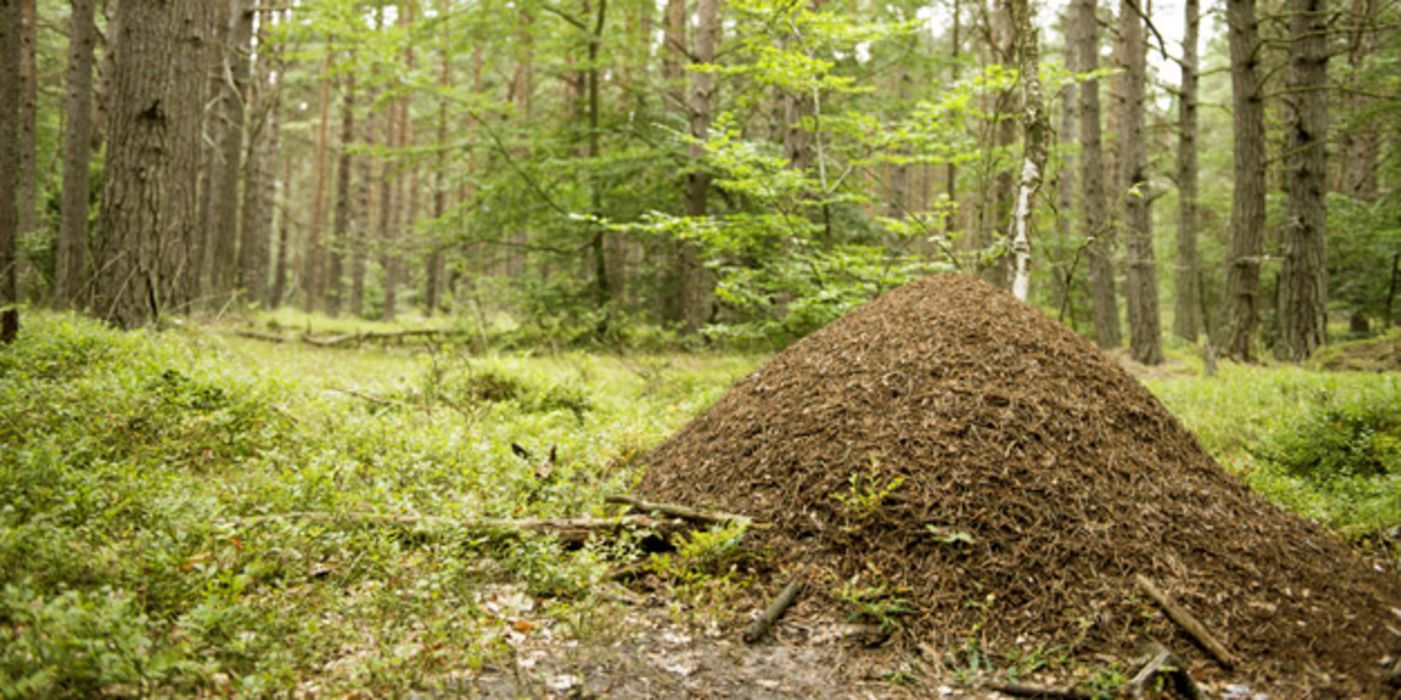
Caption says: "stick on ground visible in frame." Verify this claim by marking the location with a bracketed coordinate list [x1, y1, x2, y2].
[606, 494, 761, 528]
[981, 681, 1092, 699]
[743, 577, 805, 643]
[1135, 574, 1236, 669]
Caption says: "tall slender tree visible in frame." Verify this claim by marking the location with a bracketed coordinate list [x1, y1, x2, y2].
[57, 0, 98, 309]
[1223, 0, 1267, 360]
[16, 0, 36, 295]
[1072, 0, 1120, 348]
[1120, 0, 1163, 364]
[679, 0, 717, 332]
[1007, 0, 1050, 302]
[327, 70, 356, 316]
[1278, 0, 1329, 358]
[1173, 0, 1202, 340]
[0, 0, 21, 342]
[238, 0, 278, 306]
[209, 0, 256, 302]
[306, 49, 335, 312]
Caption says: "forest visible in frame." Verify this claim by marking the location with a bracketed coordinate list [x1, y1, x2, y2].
[1, 0, 1401, 697]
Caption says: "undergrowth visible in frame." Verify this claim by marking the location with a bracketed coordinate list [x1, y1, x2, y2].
[0, 313, 756, 696]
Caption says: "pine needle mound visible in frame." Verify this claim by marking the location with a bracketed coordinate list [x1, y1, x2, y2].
[640, 274, 1401, 697]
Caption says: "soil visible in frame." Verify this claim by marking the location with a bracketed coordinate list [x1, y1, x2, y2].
[640, 274, 1401, 698]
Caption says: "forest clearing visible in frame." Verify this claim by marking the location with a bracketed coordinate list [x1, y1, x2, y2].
[3, 0, 1401, 696]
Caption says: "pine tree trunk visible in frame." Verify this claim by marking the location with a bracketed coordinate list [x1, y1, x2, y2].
[1173, 0, 1201, 341]
[1072, 0, 1120, 347]
[426, 0, 450, 315]
[1223, 0, 1266, 360]
[195, 0, 231, 301]
[206, 0, 254, 304]
[16, 0, 36, 299]
[305, 49, 334, 313]
[327, 70, 355, 317]
[351, 77, 376, 318]
[57, 0, 97, 309]
[92, 0, 212, 328]
[271, 154, 292, 308]
[679, 0, 717, 333]
[1054, 78, 1076, 317]
[1119, 0, 1163, 364]
[1, 0, 22, 342]
[1277, 0, 1329, 359]
[237, 1, 277, 307]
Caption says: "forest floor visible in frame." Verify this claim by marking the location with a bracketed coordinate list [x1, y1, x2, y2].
[1, 311, 1398, 697]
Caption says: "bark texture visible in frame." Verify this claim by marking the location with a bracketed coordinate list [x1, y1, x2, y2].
[209, 0, 255, 302]
[680, 0, 718, 333]
[1223, 0, 1266, 360]
[238, 1, 277, 306]
[1072, 0, 1120, 348]
[1006, 0, 1049, 302]
[327, 71, 355, 317]
[1277, 0, 1329, 359]
[1173, 0, 1201, 341]
[1, 0, 21, 341]
[92, 0, 213, 328]
[1119, 0, 1163, 364]
[57, 0, 98, 308]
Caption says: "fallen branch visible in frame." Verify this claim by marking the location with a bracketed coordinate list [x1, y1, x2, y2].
[606, 494, 762, 528]
[229, 511, 674, 545]
[980, 681, 1092, 699]
[300, 328, 462, 348]
[1135, 574, 1236, 669]
[234, 329, 292, 343]
[1127, 642, 1208, 700]
[743, 577, 805, 643]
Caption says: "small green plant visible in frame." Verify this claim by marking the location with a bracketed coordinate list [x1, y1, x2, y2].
[832, 456, 904, 518]
[1252, 387, 1401, 480]
[835, 578, 914, 634]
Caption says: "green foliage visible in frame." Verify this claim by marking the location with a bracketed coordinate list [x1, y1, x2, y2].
[1327, 193, 1401, 328]
[1251, 385, 1401, 480]
[0, 313, 757, 695]
[832, 457, 905, 519]
[835, 580, 914, 634]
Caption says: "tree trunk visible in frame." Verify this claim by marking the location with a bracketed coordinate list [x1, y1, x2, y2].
[1006, 0, 1049, 302]
[679, 0, 717, 333]
[351, 77, 376, 318]
[304, 49, 334, 312]
[327, 69, 355, 317]
[983, 0, 1016, 290]
[1072, 0, 1120, 348]
[1222, 0, 1266, 360]
[271, 152, 292, 308]
[208, 0, 254, 304]
[1054, 78, 1076, 317]
[1277, 0, 1329, 359]
[585, 0, 610, 315]
[238, 1, 277, 307]
[92, 0, 213, 328]
[57, 0, 97, 309]
[195, 0, 231, 301]
[1337, 0, 1377, 200]
[1119, 0, 1163, 364]
[1173, 0, 1201, 341]
[426, 0, 451, 315]
[1, 0, 22, 342]
[16, 0, 36, 300]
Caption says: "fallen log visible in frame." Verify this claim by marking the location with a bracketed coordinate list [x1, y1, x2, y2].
[605, 494, 762, 528]
[234, 329, 292, 343]
[1135, 574, 1236, 669]
[300, 328, 461, 348]
[743, 577, 805, 643]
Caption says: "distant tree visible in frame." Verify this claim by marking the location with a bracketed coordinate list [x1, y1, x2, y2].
[1071, 0, 1120, 348]
[1006, 0, 1049, 302]
[56, 0, 98, 309]
[1119, 0, 1163, 364]
[1173, 0, 1201, 341]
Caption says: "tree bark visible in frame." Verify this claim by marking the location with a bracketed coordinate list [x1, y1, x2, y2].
[1, 0, 22, 342]
[1173, 0, 1202, 341]
[16, 0, 36, 299]
[426, 0, 451, 315]
[679, 0, 717, 333]
[1120, 0, 1163, 364]
[1222, 0, 1267, 360]
[351, 76, 376, 318]
[271, 151, 292, 308]
[195, 0, 231, 301]
[1007, 0, 1049, 302]
[209, 0, 255, 303]
[1072, 0, 1120, 348]
[327, 69, 355, 317]
[1277, 0, 1329, 360]
[238, 1, 277, 307]
[92, 0, 213, 328]
[57, 0, 98, 309]
[305, 48, 334, 313]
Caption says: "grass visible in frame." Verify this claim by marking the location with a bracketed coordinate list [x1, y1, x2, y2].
[0, 310, 1396, 696]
